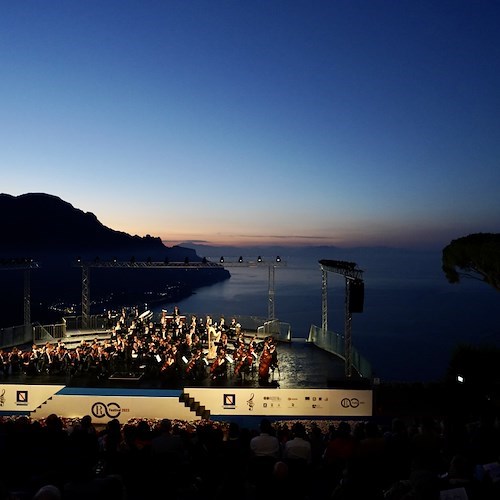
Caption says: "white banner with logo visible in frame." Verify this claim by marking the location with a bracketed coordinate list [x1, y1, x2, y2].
[0, 384, 372, 421]
[32, 394, 200, 423]
[184, 387, 372, 417]
[0, 384, 64, 412]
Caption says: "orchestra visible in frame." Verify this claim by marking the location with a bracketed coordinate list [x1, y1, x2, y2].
[0, 307, 279, 386]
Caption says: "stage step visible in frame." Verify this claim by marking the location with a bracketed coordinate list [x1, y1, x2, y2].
[179, 392, 210, 420]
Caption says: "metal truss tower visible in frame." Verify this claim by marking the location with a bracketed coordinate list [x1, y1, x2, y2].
[318, 259, 364, 378]
[74, 256, 285, 329]
[0, 258, 39, 331]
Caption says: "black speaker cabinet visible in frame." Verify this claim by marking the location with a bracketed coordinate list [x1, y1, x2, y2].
[349, 279, 364, 313]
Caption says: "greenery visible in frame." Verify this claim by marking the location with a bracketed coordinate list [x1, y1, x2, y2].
[442, 232, 500, 291]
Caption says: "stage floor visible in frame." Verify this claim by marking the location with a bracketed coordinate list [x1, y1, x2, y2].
[1, 341, 361, 390]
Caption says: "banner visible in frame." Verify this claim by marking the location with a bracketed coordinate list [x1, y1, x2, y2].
[184, 387, 372, 417]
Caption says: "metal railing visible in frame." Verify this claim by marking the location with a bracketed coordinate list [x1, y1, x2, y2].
[0, 324, 32, 348]
[63, 315, 110, 332]
[308, 324, 372, 379]
[257, 319, 291, 341]
[33, 322, 66, 343]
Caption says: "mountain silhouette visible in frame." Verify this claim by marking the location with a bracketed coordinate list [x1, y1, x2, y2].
[0, 193, 229, 327]
[0, 192, 196, 260]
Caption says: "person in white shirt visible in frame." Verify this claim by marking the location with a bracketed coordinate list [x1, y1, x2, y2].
[250, 418, 280, 458]
[284, 422, 312, 464]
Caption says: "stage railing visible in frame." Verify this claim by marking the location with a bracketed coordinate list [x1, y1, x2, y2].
[63, 315, 110, 332]
[308, 324, 372, 379]
[33, 322, 66, 343]
[257, 319, 291, 341]
[0, 324, 31, 348]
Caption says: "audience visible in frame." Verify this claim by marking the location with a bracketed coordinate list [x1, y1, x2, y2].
[0, 412, 499, 500]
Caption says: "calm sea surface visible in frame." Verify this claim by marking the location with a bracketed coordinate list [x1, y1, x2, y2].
[153, 253, 499, 383]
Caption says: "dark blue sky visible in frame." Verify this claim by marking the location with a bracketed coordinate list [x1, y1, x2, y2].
[2, 0, 499, 248]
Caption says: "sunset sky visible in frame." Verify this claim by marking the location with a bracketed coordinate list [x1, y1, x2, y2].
[2, 1, 499, 249]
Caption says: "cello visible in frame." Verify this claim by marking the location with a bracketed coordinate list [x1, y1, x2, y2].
[258, 337, 276, 382]
[210, 349, 227, 380]
[234, 337, 256, 377]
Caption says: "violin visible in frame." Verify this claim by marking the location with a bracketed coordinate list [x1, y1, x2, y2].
[186, 351, 201, 374]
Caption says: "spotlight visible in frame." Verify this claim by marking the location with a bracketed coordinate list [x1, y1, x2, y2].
[238, 256, 243, 263]
[257, 256, 262, 263]
[113, 257, 117, 264]
[276, 256, 281, 263]
[76, 256, 81, 264]
[457, 374, 464, 384]
[220, 256, 224, 263]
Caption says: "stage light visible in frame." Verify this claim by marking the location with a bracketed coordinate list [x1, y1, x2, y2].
[76, 256, 81, 263]
[113, 257, 117, 264]
[457, 374, 464, 384]
[257, 256, 262, 262]
[130, 256, 136, 263]
[202, 257, 207, 264]
[238, 256, 243, 263]
[220, 256, 224, 263]
[276, 256, 281, 262]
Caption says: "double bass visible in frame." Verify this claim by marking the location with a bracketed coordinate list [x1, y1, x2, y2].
[258, 337, 277, 382]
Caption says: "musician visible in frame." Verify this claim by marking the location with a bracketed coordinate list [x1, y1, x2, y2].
[69, 346, 85, 376]
[0, 349, 9, 376]
[160, 346, 178, 384]
[9, 347, 22, 375]
[41, 343, 55, 375]
[258, 336, 278, 386]
[27, 344, 42, 375]
[234, 337, 257, 378]
[216, 332, 231, 356]
[217, 317, 227, 335]
[173, 305, 181, 318]
[185, 348, 206, 381]
[191, 333, 203, 352]
[210, 348, 228, 381]
[228, 318, 240, 339]
[207, 324, 221, 360]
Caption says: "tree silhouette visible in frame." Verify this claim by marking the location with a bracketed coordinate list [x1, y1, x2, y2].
[442, 233, 500, 291]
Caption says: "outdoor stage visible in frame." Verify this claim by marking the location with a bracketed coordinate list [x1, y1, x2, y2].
[0, 341, 373, 424]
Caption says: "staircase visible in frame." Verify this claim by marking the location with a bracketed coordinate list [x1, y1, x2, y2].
[179, 392, 210, 420]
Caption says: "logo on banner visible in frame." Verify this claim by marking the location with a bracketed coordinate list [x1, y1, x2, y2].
[16, 390, 28, 406]
[247, 393, 255, 411]
[0, 389, 5, 407]
[92, 402, 122, 419]
[341, 398, 360, 408]
[223, 394, 236, 409]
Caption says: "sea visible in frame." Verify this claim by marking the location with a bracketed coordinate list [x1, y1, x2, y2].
[149, 248, 500, 384]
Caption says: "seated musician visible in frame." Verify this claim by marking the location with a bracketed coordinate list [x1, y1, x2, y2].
[210, 347, 228, 381]
[258, 336, 278, 386]
[185, 348, 206, 381]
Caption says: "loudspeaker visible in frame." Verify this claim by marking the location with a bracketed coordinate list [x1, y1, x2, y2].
[348, 279, 364, 313]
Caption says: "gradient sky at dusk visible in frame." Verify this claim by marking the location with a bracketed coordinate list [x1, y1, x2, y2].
[2, 1, 499, 249]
